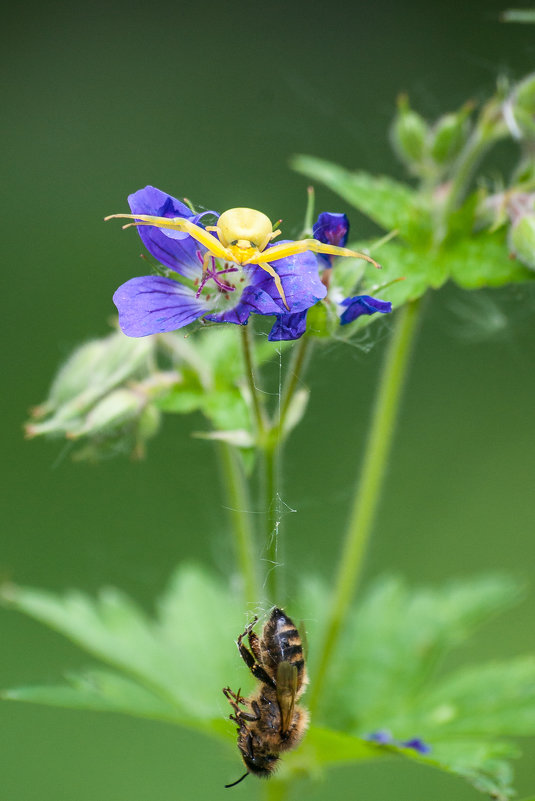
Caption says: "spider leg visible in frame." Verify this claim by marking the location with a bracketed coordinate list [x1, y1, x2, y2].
[252, 239, 381, 269]
[246, 260, 289, 310]
[104, 213, 233, 261]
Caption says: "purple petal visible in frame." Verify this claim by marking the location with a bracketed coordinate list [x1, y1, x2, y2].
[339, 295, 392, 325]
[313, 212, 349, 267]
[248, 244, 327, 313]
[401, 738, 431, 755]
[366, 730, 394, 745]
[313, 212, 349, 247]
[268, 310, 309, 341]
[113, 275, 208, 337]
[128, 186, 216, 280]
[205, 283, 283, 325]
[207, 248, 326, 327]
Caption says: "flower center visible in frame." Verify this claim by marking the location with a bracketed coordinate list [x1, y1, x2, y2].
[194, 252, 247, 306]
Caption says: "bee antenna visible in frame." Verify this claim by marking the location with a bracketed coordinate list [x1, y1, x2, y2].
[224, 772, 249, 788]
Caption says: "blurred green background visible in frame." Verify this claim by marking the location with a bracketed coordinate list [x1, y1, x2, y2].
[2, 0, 535, 798]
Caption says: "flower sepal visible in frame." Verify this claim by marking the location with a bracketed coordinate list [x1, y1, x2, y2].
[305, 299, 340, 338]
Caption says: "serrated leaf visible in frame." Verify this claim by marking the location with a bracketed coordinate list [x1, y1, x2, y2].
[3, 669, 178, 722]
[309, 574, 523, 732]
[2, 568, 532, 800]
[412, 657, 535, 737]
[448, 228, 535, 288]
[292, 155, 424, 241]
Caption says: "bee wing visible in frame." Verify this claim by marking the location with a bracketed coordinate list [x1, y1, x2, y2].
[276, 661, 298, 735]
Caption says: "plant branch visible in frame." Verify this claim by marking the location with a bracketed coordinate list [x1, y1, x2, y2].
[309, 298, 422, 713]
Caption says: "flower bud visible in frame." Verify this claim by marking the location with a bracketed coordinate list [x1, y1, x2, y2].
[429, 103, 473, 166]
[504, 73, 535, 141]
[68, 389, 144, 439]
[509, 214, 535, 269]
[390, 94, 429, 169]
[31, 331, 154, 426]
[306, 300, 338, 338]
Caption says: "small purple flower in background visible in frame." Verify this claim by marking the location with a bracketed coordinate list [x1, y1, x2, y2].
[111, 186, 327, 340]
[270, 211, 391, 340]
[339, 295, 393, 325]
[366, 730, 431, 755]
[400, 737, 431, 755]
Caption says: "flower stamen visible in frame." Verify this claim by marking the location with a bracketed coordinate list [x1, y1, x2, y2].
[195, 257, 240, 298]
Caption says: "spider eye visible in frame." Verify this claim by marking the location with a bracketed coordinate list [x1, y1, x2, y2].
[231, 240, 238, 246]
[249, 242, 256, 248]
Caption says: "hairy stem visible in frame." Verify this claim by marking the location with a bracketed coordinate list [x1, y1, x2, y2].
[309, 299, 422, 713]
[436, 101, 506, 242]
[217, 441, 259, 604]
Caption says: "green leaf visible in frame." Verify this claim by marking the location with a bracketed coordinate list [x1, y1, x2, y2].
[448, 228, 535, 289]
[2, 569, 532, 799]
[291, 155, 426, 241]
[3, 669, 178, 722]
[301, 574, 523, 731]
[201, 388, 251, 433]
[413, 657, 535, 737]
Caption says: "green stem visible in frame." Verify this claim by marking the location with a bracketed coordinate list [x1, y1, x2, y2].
[241, 323, 266, 439]
[217, 441, 259, 605]
[437, 103, 506, 242]
[278, 334, 312, 433]
[309, 299, 422, 713]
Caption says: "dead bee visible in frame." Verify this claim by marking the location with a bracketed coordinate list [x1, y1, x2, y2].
[223, 607, 309, 788]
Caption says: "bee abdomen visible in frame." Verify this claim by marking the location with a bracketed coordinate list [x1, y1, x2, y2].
[263, 608, 306, 678]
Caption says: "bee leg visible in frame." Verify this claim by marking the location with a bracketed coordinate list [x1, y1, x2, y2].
[248, 629, 263, 664]
[223, 686, 246, 705]
[223, 686, 247, 721]
[237, 639, 276, 688]
[236, 700, 261, 723]
[245, 732, 255, 760]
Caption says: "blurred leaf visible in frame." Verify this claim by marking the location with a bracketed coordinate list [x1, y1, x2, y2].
[202, 389, 251, 433]
[292, 155, 428, 242]
[281, 388, 310, 438]
[413, 657, 535, 737]
[448, 228, 535, 288]
[2, 569, 533, 798]
[298, 574, 524, 729]
[502, 9, 535, 23]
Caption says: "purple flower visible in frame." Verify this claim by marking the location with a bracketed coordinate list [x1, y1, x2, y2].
[400, 738, 431, 755]
[339, 295, 392, 326]
[112, 187, 327, 339]
[270, 212, 391, 340]
[366, 730, 431, 755]
[313, 212, 349, 267]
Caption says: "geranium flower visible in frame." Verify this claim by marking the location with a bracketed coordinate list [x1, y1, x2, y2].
[111, 186, 327, 339]
[366, 729, 431, 755]
[269, 212, 392, 340]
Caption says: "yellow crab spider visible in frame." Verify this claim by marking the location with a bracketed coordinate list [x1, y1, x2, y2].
[105, 207, 380, 311]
